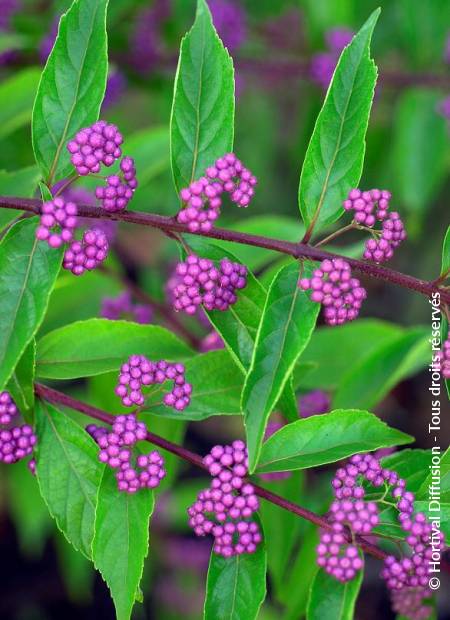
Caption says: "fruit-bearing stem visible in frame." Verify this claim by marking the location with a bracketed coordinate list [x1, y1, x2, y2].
[35, 382, 388, 561]
[0, 196, 448, 304]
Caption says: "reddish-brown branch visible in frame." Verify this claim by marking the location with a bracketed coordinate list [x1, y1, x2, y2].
[34, 382, 388, 561]
[0, 196, 448, 304]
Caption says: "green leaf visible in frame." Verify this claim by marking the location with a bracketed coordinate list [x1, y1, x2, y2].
[257, 409, 413, 473]
[298, 10, 379, 236]
[294, 319, 402, 391]
[183, 237, 267, 371]
[380, 449, 432, 492]
[333, 328, 429, 409]
[242, 262, 320, 472]
[6, 338, 35, 419]
[143, 349, 243, 420]
[181, 237, 297, 420]
[307, 567, 363, 620]
[391, 89, 447, 213]
[93, 467, 155, 620]
[125, 126, 169, 186]
[0, 68, 41, 140]
[0, 167, 41, 231]
[0, 218, 62, 391]
[36, 319, 193, 379]
[32, 0, 109, 183]
[260, 472, 304, 596]
[441, 227, 450, 277]
[204, 522, 267, 620]
[35, 399, 104, 558]
[281, 524, 319, 620]
[170, 0, 234, 192]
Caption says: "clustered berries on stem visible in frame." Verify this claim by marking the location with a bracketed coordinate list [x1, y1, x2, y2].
[101, 291, 153, 324]
[188, 441, 262, 558]
[177, 153, 257, 232]
[36, 197, 78, 248]
[115, 355, 192, 411]
[439, 330, 450, 379]
[87, 414, 166, 493]
[343, 188, 407, 264]
[0, 392, 36, 467]
[318, 453, 444, 619]
[62, 228, 109, 276]
[299, 258, 367, 325]
[173, 254, 248, 315]
[36, 121, 139, 276]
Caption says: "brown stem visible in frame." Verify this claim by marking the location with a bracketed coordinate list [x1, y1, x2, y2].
[0, 196, 448, 304]
[99, 265, 201, 349]
[34, 383, 388, 561]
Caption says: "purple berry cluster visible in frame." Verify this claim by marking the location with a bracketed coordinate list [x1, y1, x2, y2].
[0, 390, 18, 425]
[101, 291, 153, 325]
[177, 153, 257, 232]
[310, 27, 354, 89]
[115, 355, 192, 411]
[88, 415, 166, 493]
[299, 258, 367, 325]
[67, 121, 123, 175]
[439, 331, 450, 379]
[390, 587, 433, 620]
[319, 452, 445, 613]
[63, 228, 109, 276]
[343, 188, 407, 263]
[0, 392, 36, 466]
[36, 198, 78, 248]
[173, 254, 248, 315]
[95, 156, 138, 213]
[188, 441, 262, 558]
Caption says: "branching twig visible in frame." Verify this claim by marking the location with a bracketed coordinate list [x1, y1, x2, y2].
[34, 382, 388, 561]
[0, 196, 448, 304]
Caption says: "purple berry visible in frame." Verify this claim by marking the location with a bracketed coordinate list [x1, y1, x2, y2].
[188, 441, 261, 557]
[177, 153, 257, 232]
[0, 391, 18, 425]
[66, 121, 123, 175]
[63, 228, 109, 276]
[95, 157, 137, 213]
[115, 355, 192, 411]
[299, 258, 366, 325]
[172, 254, 248, 315]
[36, 197, 78, 248]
